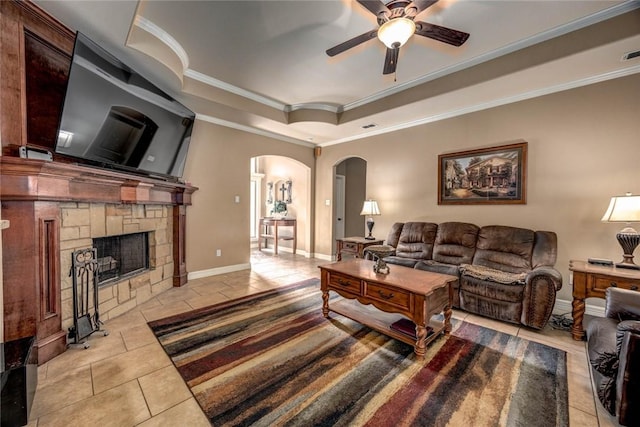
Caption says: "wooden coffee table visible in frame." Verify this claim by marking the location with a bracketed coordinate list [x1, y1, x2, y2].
[319, 258, 457, 358]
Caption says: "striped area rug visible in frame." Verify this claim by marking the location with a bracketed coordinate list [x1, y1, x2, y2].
[148, 278, 568, 427]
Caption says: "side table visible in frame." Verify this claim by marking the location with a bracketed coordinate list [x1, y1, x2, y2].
[259, 218, 296, 255]
[569, 259, 640, 340]
[336, 237, 383, 260]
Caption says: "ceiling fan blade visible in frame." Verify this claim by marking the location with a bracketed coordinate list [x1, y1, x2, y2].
[383, 47, 399, 75]
[357, 0, 390, 18]
[414, 21, 470, 46]
[406, 0, 438, 15]
[326, 30, 378, 57]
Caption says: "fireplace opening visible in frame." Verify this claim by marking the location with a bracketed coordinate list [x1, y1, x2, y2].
[93, 232, 149, 285]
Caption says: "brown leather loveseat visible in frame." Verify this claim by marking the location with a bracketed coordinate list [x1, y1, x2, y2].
[378, 221, 562, 329]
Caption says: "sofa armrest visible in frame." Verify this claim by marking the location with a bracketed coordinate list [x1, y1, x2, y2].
[521, 266, 563, 329]
[528, 266, 563, 291]
[616, 325, 640, 426]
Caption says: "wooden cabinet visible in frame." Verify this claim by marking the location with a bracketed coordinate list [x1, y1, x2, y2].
[0, 0, 75, 155]
[2, 201, 65, 363]
[569, 259, 640, 340]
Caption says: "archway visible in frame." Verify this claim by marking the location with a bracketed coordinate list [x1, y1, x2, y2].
[251, 155, 312, 257]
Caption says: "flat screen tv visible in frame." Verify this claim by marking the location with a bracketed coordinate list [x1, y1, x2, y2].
[54, 32, 195, 181]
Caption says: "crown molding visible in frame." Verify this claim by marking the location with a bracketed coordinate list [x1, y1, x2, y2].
[196, 114, 315, 148]
[343, 0, 640, 111]
[132, 15, 189, 71]
[321, 64, 640, 147]
[184, 69, 287, 111]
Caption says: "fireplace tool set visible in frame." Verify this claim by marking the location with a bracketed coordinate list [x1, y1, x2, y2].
[68, 248, 108, 348]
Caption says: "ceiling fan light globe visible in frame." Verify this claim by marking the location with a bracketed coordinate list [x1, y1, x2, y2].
[377, 18, 416, 48]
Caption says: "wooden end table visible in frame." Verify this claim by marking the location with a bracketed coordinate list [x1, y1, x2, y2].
[319, 258, 457, 358]
[336, 236, 383, 260]
[259, 218, 296, 255]
[569, 259, 640, 340]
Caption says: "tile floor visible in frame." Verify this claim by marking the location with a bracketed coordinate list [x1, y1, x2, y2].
[27, 251, 621, 426]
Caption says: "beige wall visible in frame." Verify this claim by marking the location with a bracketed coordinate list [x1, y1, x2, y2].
[315, 73, 640, 304]
[182, 121, 314, 275]
[259, 155, 310, 254]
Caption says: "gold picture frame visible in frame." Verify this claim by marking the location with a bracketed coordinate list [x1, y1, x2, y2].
[438, 141, 527, 205]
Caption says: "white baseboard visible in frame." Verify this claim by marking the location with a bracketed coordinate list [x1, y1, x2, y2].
[188, 263, 251, 280]
[257, 246, 313, 258]
[313, 253, 333, 261]
[553, 298, 605, 318]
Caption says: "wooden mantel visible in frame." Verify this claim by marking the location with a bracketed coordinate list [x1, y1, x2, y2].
[0, 156, 198, 205]
[1, 156, 198, 363]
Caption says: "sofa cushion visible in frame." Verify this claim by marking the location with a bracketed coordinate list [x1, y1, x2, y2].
[395, 222, 438, 260]
[385, 222, 404, 248]
[459, 264, 526, 285]
[459, 273, 525, 303]
[432, 222, 479, 266]
[459, 291, 522, 324]
[472, 225, 535, 273]
[383, 256, 419, 268]
[532, 231, 558, 268]
[415, 260, 460, 277]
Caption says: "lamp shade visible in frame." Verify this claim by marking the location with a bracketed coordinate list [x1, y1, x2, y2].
[360, 200, 380, 216]
[601, 194, 640, 223]
[602, 193, 640, 269]
[377, 18, 416, 48]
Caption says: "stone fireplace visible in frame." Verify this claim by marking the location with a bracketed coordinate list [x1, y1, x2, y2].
[0, 1, 196, 365]
[59, 203, 174, 333]
[1, 157, 196, 364]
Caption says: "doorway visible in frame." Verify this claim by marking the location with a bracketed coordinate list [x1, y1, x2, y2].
[334, 174, 345, 242]
[333, 157, 367, 256]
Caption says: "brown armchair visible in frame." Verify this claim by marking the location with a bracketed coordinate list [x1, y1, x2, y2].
[586, 287, 640, 426]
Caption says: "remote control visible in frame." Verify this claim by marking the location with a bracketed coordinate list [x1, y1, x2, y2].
[588, 257, 613, 266]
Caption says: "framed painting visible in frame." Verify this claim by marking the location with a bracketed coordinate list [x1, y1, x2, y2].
[438, 141, 527, 205]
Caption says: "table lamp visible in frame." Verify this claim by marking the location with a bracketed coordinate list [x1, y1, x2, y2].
[601, 192, 640, 269]
[360, 199, 380, 240]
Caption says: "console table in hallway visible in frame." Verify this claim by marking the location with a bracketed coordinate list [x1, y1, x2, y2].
[259, 218, 297, 255]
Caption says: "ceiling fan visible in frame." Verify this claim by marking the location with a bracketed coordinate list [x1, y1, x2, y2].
[326, 0, 469, 75]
